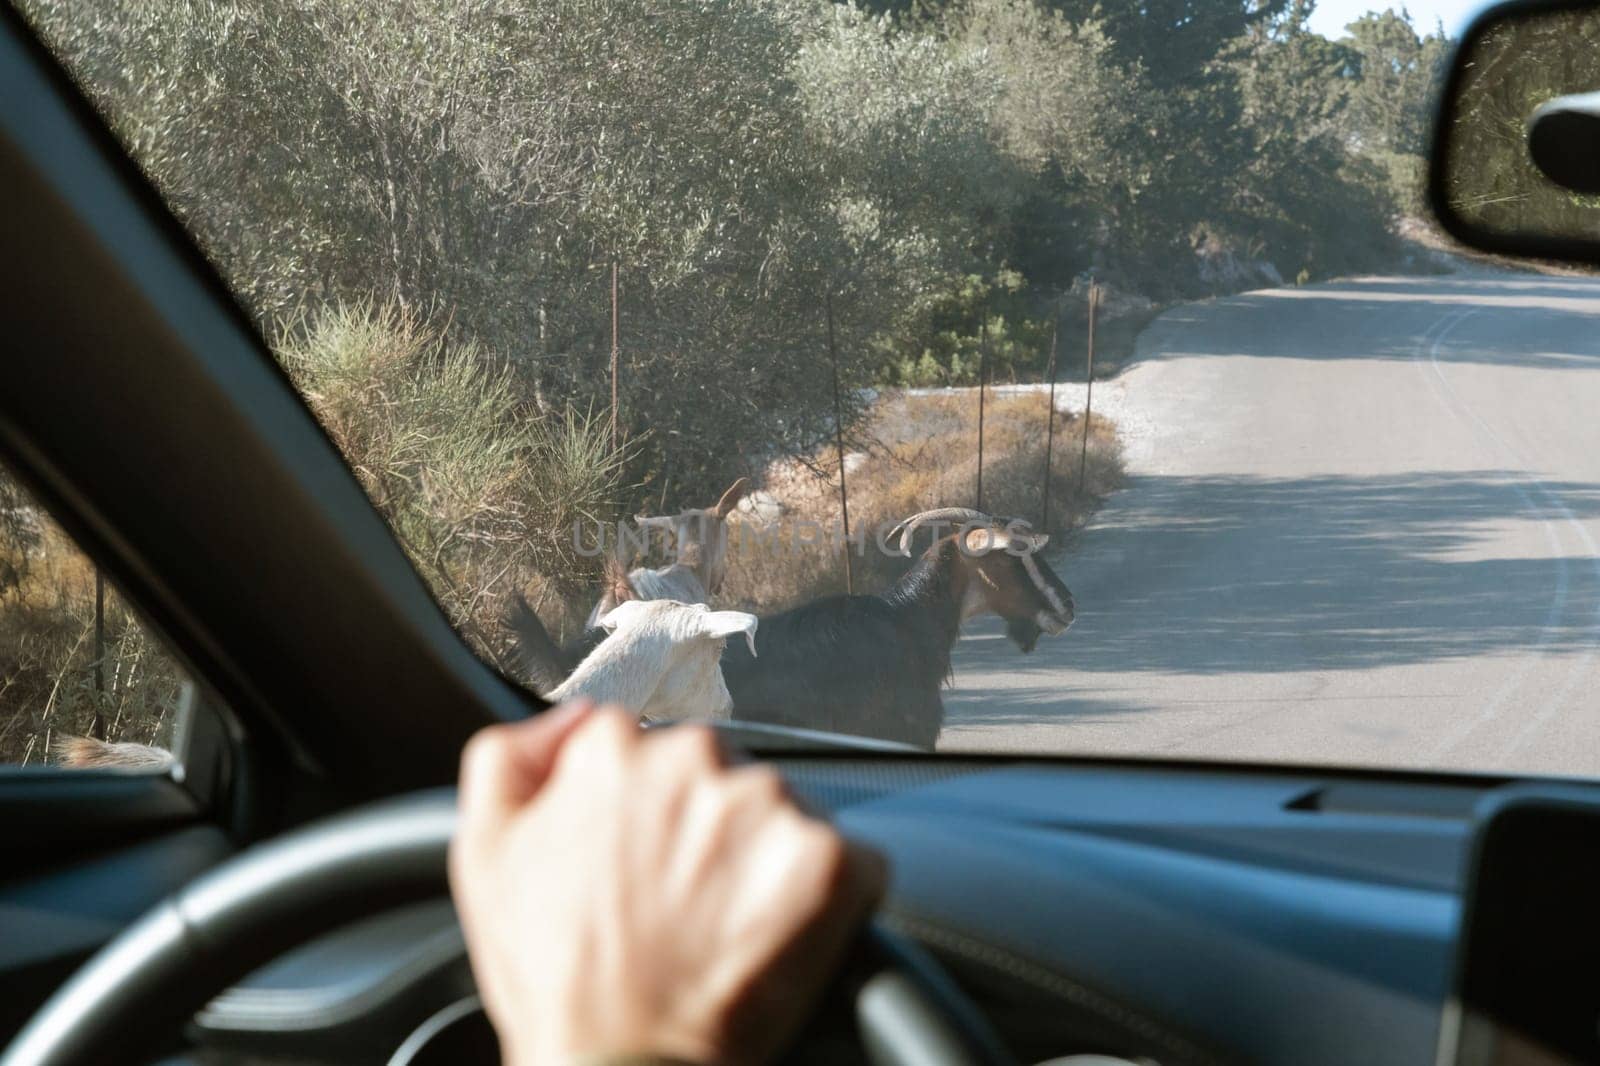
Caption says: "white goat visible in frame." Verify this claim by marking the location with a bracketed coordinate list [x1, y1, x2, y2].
[587, 477, 750, 626]
[553, 599, 757, 723]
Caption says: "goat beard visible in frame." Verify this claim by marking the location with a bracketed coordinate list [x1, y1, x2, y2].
[1005, 616, 1043, 654]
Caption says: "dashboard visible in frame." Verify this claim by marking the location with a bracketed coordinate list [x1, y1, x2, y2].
[180, 757, 1566, 1065]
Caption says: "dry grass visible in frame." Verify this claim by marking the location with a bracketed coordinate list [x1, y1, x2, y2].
[721, 390, 1122, 612]
[0, 475, 184, 767]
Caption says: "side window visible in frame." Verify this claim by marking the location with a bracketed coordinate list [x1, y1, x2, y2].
[0, 464, 190, 773]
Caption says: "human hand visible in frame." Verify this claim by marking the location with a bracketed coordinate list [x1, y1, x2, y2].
[450, 702, 887, 1066]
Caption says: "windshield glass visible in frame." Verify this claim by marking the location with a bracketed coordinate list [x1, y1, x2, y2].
[30, 0, 1596, 776]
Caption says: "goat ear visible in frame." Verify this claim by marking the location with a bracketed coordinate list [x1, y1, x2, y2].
[1029, 533, 1050, 552]
[597, 599, 649, 631]
[711, 477, 752, 518]
[634, 514, 672, 528]
[699, 610, 758, 657]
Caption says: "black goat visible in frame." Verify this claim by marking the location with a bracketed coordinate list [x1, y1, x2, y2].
[507, 594, 587, 695]
[506, 549, 633, 690]
[720, 510, 1074, 749]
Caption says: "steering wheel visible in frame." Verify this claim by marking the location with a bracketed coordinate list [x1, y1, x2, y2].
[0, 789, 1013, 1066]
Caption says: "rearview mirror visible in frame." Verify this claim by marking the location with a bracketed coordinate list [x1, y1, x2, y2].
[1430, 0, 1600, 264]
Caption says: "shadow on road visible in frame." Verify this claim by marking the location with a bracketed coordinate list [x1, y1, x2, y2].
[953, 469, 1600, 681]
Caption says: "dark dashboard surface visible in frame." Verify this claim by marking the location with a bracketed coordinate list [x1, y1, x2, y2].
[810, 760, 1472, 1065]
[196, 757, 1503, 1066]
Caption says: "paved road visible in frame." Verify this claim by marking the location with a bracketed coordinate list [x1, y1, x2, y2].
[941, 272, 1600, 777]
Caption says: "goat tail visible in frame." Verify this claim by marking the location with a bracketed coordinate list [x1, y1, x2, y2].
[507, 594, 573, 696]
[54, 735, 174, 772]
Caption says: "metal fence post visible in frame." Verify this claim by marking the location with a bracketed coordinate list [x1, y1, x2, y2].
[91, 569, 105, 740]
[976, 317, 989, 512]
[1041, 299, 1062, 531]
[609, 259, 620, 451]
[1076, 282, 1099, 496]
[826, 292, 853, 595]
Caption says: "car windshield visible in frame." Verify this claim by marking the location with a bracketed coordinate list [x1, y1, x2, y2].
[26, 0, 1600, 776]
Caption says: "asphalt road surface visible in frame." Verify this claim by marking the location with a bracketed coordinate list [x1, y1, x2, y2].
[941, 272, 1600, 777]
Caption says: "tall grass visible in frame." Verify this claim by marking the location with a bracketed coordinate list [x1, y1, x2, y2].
[279, 299, 634, 662]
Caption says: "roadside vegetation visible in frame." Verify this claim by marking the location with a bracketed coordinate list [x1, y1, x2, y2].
[0, 474, 184, 765]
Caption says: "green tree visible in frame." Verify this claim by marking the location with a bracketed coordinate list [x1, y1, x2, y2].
[1221, 2, 1395, 279]
[1043, 0, 1288, 88]
[1334, 8, 1451, 212]
[1342, 8, 1451, 155]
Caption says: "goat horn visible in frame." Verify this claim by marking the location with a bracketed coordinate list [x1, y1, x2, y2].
[711, 476, 752, 518]
[886, 507, 996, 556]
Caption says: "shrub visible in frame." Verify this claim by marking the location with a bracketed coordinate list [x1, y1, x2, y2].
[278, 300, 633, 660]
